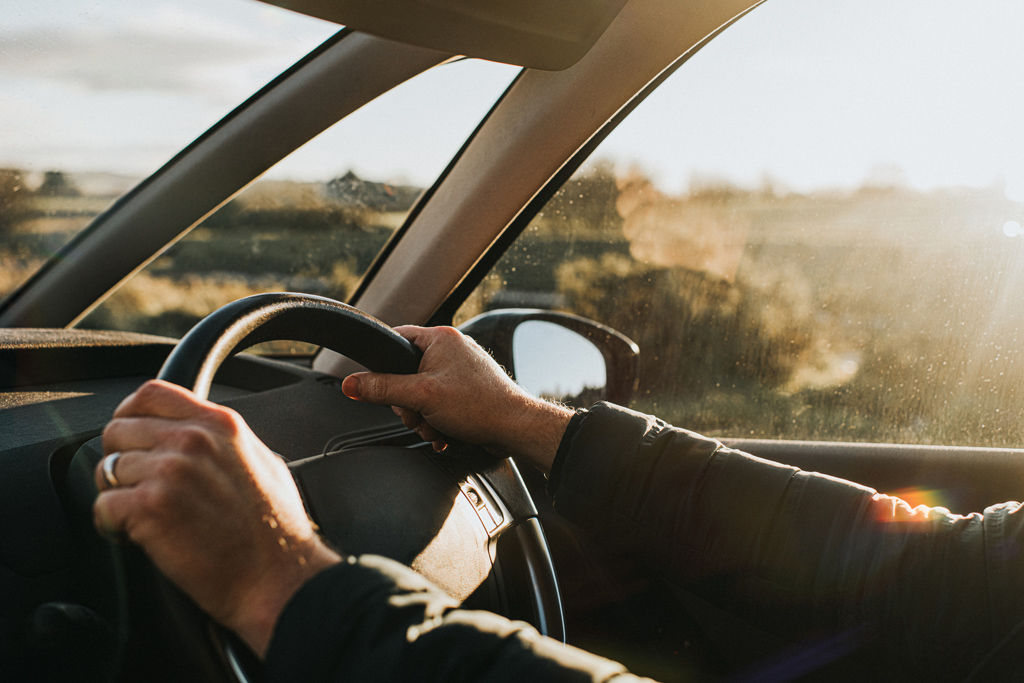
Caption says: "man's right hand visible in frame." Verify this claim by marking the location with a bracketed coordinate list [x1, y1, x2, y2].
[341, 326, 573, 472]
[95, 380, 341, 657]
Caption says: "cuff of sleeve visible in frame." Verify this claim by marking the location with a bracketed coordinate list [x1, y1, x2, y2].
[263, 558, 371, 683]
[547, 402, 660, 528]
[546, 407, 589, 496]
[264, 555, 457, 683]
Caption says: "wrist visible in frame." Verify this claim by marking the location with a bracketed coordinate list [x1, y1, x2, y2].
[228, 539, 342, 657]
[497, 397, 574, 472]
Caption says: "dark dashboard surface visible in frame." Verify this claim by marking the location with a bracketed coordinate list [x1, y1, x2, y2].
[0, 328, 406, 457]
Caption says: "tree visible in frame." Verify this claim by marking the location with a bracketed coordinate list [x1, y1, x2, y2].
[0, 168, 28, 231]
[541, 162, 623, 235]
[36, 170, 80, 197]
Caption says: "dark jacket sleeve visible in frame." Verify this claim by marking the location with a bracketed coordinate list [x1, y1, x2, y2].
[549, 402, 1024, 679]
[265, 401, 1024, 681]
[265, 554, 653, 683]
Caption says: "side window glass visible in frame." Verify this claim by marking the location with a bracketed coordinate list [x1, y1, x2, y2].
[456, 1, 1024, 447]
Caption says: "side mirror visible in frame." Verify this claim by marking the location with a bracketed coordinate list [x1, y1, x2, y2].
[459, 309, 638, 406]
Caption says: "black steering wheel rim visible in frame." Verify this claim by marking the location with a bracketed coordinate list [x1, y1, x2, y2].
[157, 292, 422, 398]
[129, 292, 562, 680]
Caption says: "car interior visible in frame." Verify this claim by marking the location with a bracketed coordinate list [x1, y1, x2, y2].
[4, 0, 1024, 680]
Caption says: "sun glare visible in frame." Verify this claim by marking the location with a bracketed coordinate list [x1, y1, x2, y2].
[1005, 177, 1024, 204]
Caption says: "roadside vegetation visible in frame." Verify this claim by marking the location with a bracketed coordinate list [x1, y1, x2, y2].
[460, 166, 1024, 447]
[3, 164, 1023, 446]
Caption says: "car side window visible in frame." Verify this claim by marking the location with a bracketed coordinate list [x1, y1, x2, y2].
[455, 0, 1024, 447]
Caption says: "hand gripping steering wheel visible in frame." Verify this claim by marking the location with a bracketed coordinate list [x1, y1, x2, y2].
[138, 293, 563, 680]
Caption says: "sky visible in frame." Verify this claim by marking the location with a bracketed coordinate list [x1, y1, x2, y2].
[3, 0, 1024, 199]
[2, 0, 333, 175]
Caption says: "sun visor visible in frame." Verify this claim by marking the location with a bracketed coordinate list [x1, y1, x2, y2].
[258, 0, 628, 70]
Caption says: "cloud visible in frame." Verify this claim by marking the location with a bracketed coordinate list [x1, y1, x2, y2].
[0, 3, 334, 101]
[5, 27, 267, 97]
[0, 1, 336, 174]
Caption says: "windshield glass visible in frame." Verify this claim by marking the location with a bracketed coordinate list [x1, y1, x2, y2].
[0, 0, 336, 302]
[457, 0, 1024, 447]
[77, 58, 519, 350]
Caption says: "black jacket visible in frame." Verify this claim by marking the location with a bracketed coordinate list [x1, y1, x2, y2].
[265, 403, 1024, 681]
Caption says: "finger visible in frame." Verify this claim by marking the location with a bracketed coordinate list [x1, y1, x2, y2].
[342, 371, 422, 408]
[415, 423, 443, 443]
[113, 379, 211, 420]
[103, 416, 227, 463]
[341, 374, 364, 401]
[93, 449, 150, 491]
[392, 406, 422, 430]
[95, 452, 120, 492]
[391, 325, 432, 350]
[392, 407, 445, 446]
[93, 487, 137, 538]
[394, 325, 469, 356]
[103, 416, 189, 455]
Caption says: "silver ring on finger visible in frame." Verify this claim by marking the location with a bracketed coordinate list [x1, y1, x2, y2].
[102, 451, 124, 488]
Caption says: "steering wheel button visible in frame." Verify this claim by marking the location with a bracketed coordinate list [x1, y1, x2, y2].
[462, 484, 501, 533]
[464, 487, 483, 507]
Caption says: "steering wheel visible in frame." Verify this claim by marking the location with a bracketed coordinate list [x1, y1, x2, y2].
[104, 293, 564, 680]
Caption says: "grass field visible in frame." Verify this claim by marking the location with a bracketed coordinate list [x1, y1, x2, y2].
[4, 169, 1024, 446]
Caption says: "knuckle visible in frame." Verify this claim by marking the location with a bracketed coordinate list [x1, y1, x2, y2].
[398, 409, 421, 429]
[121, 509, 156, 546]
[137, 482, 172, 518]
[101, 419, 121, 447]
[133, 380, 166, 405]
[363, 374, 387, 401]
[206, 404, 243, 434]
[124, 523, 147, 546]
[117, 380, 164, 417]
[172, 425, 215, 454]
[153, 454, 189, 483]
[434, 326, 463, 342]
[418, 376, 442, 401]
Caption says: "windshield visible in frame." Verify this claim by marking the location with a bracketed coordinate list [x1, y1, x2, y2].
[77, 58, 519, 349]
[456, 0, 1024, 447]
[1, 1, 519, 343]
[0, 0, 336, 302]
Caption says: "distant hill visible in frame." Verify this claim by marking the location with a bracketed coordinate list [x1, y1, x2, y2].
[326, 171, 420, 212]
[65, 171, 140, 198]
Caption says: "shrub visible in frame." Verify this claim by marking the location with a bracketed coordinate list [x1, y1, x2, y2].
[0, 168, 28, 231]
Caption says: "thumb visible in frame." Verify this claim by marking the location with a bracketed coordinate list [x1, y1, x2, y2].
[342, 371, 418, 408]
